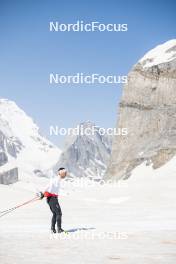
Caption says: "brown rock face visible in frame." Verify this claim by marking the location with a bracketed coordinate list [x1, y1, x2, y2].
[106, 41, 176, 180]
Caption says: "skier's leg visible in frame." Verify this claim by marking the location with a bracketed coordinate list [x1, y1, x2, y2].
[55, 201, 62, 231]
[47, 197, 57, 232]
[51, 198, 62, 231]
[51, 212, 56, 231]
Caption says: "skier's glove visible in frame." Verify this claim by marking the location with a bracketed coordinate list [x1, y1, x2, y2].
[36, 192, 44, 200]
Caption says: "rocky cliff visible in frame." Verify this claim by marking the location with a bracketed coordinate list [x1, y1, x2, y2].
[0, 168, 18, 185]
[55, 121, 112, 179]
[106, 39, 176, 180]
[0, 129, 20, 184]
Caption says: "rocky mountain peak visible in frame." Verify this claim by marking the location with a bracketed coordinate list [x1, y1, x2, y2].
[55, 121, 112, 179]
[106, 40, 176, 180]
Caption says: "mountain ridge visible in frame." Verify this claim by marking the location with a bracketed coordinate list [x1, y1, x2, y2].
[106, 39, 176, 180]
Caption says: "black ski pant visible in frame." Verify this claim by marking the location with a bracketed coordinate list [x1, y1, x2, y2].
[47, 196, 62, 231]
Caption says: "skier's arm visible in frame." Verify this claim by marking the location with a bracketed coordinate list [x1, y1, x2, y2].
[42, 178, 53, 197]
[37, 179, 52, 199]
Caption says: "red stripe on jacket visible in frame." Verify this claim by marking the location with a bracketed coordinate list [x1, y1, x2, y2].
[44, 191, 58, 197]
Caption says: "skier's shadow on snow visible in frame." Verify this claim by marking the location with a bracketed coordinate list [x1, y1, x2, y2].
[66, 227, 95, 233]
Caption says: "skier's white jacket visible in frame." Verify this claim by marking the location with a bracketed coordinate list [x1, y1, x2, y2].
[44, 176, 61, 197]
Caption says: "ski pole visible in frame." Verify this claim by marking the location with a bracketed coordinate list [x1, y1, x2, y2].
[0, 196, 40, 218]
[0, 197, 39, 214]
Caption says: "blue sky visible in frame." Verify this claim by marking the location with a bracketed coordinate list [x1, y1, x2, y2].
[0, 0, 175, 147]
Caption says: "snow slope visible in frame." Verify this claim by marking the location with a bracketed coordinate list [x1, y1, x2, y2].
[0, 156, 176, 263]
[139, 39, 176, 68]
[0, 99, 61, 176]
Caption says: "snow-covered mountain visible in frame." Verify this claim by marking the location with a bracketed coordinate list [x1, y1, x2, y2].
[139, 39, 176, 68]
[54, 121, 112, 179]
[107, 39, 176, 180]
[0, 99, 61, 182]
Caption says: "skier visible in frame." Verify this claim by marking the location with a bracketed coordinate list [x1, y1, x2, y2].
[37, 167, 67, 233]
